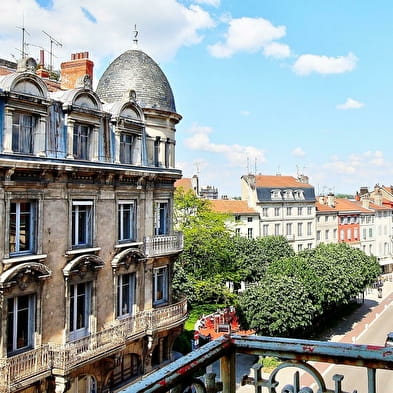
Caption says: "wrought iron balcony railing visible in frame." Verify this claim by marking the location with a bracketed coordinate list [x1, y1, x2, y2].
[144, 232, 183, 257]
[130, 334, 393, 393]
[0, 299, 187, 392]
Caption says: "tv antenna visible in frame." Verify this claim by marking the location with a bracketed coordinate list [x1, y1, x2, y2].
[42, 30, 62, 70]
[16, 25, 30, 58]
[133, 24, 139, 47]
[194, 161, 200, 177]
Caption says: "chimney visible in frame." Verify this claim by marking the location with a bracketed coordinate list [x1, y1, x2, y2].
[327, 192, 335, 207]
[36, 50, 50, 78]
[359, 186, 369, 196]
[362, 197, 370, 209]
[318, 196, 325, 205]
[60, 51, 94, 90]
[297, 174, 309, 184]
[374, 189, 383, 206]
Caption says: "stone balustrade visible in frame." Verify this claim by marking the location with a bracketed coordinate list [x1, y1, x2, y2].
[0, 345, 51, 393]
[144, 232, 183, 257]
[0, 298, 187, 392]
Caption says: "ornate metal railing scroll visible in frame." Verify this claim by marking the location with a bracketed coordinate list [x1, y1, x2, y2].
[129, 334, 393, 393]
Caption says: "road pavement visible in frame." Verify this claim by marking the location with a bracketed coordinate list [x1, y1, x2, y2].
[235, 277, 393, 392]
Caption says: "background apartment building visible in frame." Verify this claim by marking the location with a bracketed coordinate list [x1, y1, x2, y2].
[0, 44, 186, 392]
[241, 174, 317, 252]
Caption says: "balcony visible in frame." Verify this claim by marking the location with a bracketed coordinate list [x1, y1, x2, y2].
[0, 345, 51, 393]
[129, 334, 393, 393]
[0, 299, 187, 391]
[144, 232, 183, 257]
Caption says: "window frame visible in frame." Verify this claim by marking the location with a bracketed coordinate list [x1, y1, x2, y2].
[154, 201, 169, 236]
[9, 200, 37, 256]
[73, 123, 91, 160]
[71, 200, 93, 249]
[6, 293, 36, 355]
[69, 281, 92, 341]
[153, 266, 168, 306]
[12, 112, 36, 154]
[119, 132, 135, 164]
[118, 200, 137, 243]
[117, 273, 136, 318]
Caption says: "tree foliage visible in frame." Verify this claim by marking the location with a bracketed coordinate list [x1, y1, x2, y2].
[228, 236, 294, 282]
[238, 275, 315, 336]
[238, 242, 381, 336]
[174, 188, 236, 303]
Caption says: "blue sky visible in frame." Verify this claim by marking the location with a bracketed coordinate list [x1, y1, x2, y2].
[2, 0, 393, 197]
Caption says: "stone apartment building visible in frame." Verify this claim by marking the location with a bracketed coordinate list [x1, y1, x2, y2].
[241, 174, 317, 252]
[0, 44, 186, 392]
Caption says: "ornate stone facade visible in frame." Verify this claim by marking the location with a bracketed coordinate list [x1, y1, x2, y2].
[0, 48, 186, 393]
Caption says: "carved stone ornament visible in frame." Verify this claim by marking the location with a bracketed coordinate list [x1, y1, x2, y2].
[112, 248, 146, 271]
[129, 89, 137, 102]
[63, 254, 104, 278]
[83, 74, 92, 90]
[0, 262, 52, 291]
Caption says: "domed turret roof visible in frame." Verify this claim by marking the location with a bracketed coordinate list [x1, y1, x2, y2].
[96, 49, 176, 113]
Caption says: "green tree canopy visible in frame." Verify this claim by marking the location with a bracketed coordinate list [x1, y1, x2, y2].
[239, 242, 381, 336]
[238, 275, 315, 336]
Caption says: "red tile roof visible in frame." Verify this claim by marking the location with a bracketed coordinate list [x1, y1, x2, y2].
[255, 175, 313, 188]
[334, 198, 371, 213]
[209, 199, 257, 214]
[315, 201, 337, 212]
[174, 178, 194, 192]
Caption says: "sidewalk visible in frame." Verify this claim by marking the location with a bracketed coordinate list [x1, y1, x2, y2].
[236, 278, 393, 392]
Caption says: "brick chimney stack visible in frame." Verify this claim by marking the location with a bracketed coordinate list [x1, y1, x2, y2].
[60, 52, 93, 90]
[36, 49, 50, 79]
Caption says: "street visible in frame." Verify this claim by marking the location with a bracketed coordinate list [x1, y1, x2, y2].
[317, 293, 393, 392]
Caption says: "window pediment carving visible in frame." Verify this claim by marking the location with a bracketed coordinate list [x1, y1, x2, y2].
[63, 254, 104, 278]
[13, 80, 43, 97]
[112, 248, 146, 271]
[120, 106, 140, 120]
[0, 262, 51, 291]
[74, 93, 98, 109]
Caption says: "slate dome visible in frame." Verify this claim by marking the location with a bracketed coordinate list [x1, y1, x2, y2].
[96, 49, 176, 113]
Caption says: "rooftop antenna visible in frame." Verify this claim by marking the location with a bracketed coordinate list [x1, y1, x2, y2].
[254, 158, 257, 175]
[42, 30, 62, 71]
[246, 157, 250, 174]
[133, 24, 139, 47]
[194, 161, 200, 178]
[16, 23, 30, 58]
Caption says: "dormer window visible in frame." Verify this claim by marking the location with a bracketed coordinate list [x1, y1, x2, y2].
[283, 190, 293, 200]
[73, 124, 91, 160]
[12, 113, 36, 154]
[271, 190, 281, 200]
[294, 190, 305, 200]
[120, 133, 135, 164]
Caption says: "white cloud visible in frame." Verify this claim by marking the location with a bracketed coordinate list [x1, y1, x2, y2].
[324, 151, 388, 176]
[0, 0, 214, 74]
[193, 0, 220, 7]
[184, 123, 266, 167]
[336, 98, 364, 110]
[292, 147, 305, 157]
[263, 42, 291, 59]
[208, 17, 289, 58]
[240, 110, 251, 116]
[293, 52, 357, 76]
